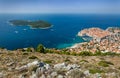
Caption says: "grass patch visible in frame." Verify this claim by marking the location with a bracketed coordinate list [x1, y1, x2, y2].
[22, 52, 29, 55]
[79, 51, 93, 56]
[64, 58, 71, 62]
[89, 68, 104, 74]
[28, 55, 38, 59]
[98, 61, 114, 67]
[43, 60, 52, 64]
[80, 60, 88, 63]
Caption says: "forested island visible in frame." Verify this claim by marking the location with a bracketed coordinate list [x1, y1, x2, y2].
[9, 20, 52, 29]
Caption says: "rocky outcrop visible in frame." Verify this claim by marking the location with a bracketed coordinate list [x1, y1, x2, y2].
[17, 61, 84, 78]
[33, 62, 82, 78]
[15, 60, 120, 78]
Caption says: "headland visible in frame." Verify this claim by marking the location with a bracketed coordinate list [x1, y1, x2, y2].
[69, 27, 120, 53]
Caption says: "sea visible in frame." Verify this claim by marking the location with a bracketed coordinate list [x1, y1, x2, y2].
[0, 14, 120, 50]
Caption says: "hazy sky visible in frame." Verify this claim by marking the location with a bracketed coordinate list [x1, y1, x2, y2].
[0, 0, 120, 14]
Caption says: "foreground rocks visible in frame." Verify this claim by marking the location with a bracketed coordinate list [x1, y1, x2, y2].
[0, 50, 120, 78]
[17, 61, 120, 78]
[17, 61, 83, 78]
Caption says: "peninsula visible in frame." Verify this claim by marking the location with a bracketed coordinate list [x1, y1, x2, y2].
[9, 20, 52, 29]
[69, 27, 120, 53]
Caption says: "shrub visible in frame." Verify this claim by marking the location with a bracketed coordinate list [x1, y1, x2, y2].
[64, 58, 71, 62]
[22, 52, 29, 55]
[103, 52, 116, 56]
[70, 52, 77, 56]
[94, 51, 117, 56]
[80, 60, 88, 63]
[61, 49, 69, 52]
[43, 60, 52, 64]
[61, 51, 70, 55]
[79, 51, 93, 56]
[45, 49, 54, 53]
[36, 44, 45, 53]
[118, 67, 120, 70]
[94, 51, 102, 56]
[98, 61, 114, 67]
[29, 56, 38, 59]
[26, 47, 32, 52]
[89, 68, 104, 74]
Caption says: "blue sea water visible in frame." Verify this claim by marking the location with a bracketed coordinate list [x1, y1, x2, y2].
[0, 14, 120, 50]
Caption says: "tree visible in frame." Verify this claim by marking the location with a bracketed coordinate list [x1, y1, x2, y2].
[26, 47, 32, 52]
[36, 44, 45, 53]
[94, 50, 102, 56]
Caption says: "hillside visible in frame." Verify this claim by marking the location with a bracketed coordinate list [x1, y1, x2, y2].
[0, 48, 120, 78]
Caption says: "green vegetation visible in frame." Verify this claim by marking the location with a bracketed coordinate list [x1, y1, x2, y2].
[26, 47, 33, 52]
[9, 20, 52, 29]
[20, 44, 120, 56]
[45, 48, 119, 56]
[9, 20, 29, 26]
[22, 52, 29, 55]
[43, 60, 52, 64]
[79, 51, 93, 56]
[94, 50, 102, 56]
[94, 51, 117, 56]
[61, 51, 70, 55]
[118, 67, 120, 70]
[36, 44, 45, 53]
[64, 58, 71, 62]
[80, 60, 88, 63]
[29, 20, 51, 29]
[103, 52, 116, 56]
[28, 56, 38, 59]
[89, 68, 104, 74]
[98, 61, 114, 67]
[45, 49, 54, 53]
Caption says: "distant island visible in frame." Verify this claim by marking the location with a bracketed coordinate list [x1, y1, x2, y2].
[9, 20, 52, 29]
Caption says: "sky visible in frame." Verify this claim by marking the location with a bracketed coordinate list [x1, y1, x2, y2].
[0, 0, 120, 14]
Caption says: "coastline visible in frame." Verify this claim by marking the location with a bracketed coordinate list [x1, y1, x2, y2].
[29, 25, 53, 29]
[69, 42, 87, 48]
[69, 27, 120, 53]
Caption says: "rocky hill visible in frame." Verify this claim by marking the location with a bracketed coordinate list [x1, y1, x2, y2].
[0, 48, 120, 78]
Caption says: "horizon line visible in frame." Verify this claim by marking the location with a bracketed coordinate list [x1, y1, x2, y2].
[0, 12, 120, 15]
